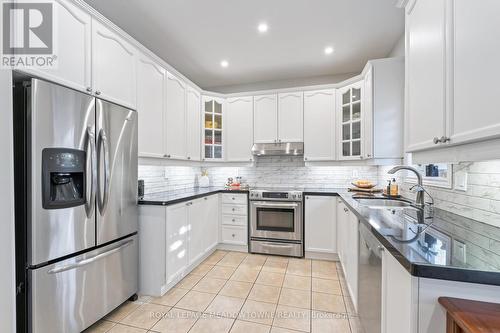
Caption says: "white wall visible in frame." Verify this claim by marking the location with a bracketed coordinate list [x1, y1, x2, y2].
[388, 34, 405, 57]
[0, 69, 16, 332]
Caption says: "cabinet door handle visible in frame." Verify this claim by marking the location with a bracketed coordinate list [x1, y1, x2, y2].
[95, 91, 101, 96]
[164, 154, 171, 158]
[433, 137, 442, 144]
[232, 208, 235, 211]
[440, 136, 450, 143]
[204, 197, 208, 200]
[187, 156, 191, 160]
[232, 234, 236, 237]
[232, 218, 235, 222]
[232, 197, 235, 200]
[344, 208, 348, 213]
[86, 87, 92, 93]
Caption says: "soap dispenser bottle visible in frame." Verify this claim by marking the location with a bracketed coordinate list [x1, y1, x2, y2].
[390, 178, 399, 196]
[386, 180, 392, 197]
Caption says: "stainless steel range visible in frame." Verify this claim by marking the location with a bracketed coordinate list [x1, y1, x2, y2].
[249, 189, 303, 257]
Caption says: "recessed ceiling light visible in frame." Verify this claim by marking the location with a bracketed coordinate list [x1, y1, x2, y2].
[220, 60, 229, 68]
[258, 23, 268, 33]
[324, 46, 334, 55]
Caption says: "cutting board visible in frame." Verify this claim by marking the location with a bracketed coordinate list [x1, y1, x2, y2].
[348, 187, 383, 193]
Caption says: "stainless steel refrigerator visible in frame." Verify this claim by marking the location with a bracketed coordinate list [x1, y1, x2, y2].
[13, 77, 138, 333]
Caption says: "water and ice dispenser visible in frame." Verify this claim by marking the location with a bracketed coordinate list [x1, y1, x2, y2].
[42, 148, 86, 209]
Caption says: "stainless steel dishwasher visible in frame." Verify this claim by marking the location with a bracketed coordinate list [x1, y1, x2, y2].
[358, 223, 384, 333]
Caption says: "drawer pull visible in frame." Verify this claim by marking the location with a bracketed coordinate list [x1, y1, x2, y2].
[232, 218, 235, 222]
[232, 208, 235, 211]
[232, 234, 236, 237]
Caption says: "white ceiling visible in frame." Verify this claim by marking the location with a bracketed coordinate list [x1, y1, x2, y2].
[83, 0, 404, 91]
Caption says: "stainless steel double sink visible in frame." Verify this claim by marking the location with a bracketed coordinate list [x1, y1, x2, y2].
[353, 196, 421, 210]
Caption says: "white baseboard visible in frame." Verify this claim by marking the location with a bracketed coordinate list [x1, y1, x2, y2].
[217, 243, 249, 253]
[305, 251, 339, 261]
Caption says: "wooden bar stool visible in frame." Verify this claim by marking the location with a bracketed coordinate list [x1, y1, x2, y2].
[438, 297, 500, 333]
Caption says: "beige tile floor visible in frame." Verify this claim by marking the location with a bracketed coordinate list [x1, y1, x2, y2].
[84, 250, 364, 333]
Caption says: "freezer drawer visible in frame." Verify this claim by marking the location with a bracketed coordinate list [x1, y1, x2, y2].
[29, 234, 138, 333]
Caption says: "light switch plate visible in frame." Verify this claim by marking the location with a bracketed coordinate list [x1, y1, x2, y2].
[454, 170, 468, 191]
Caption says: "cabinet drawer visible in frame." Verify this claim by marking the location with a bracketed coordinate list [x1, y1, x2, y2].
[221, 226, 247, 245]
[222, 214, 247, 226]
[222, 204, 247, 216]
[222, 193, 247, 205]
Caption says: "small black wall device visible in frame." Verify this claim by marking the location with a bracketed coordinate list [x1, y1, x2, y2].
[42, 148, 86, 209]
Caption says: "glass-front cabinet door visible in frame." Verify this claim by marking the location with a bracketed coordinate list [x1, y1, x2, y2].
[338, 81, 363, 160]
[203, 96, 225, 160]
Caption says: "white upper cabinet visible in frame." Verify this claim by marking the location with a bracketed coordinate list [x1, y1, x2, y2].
[449, 0, 500, 145]
[254, 94, 278, 143]
[405, 0, 446, 152]
[186, 87, 201, 161]
[92, 19, 137, 109]
[137, 55, 165, 158]
[338, 81, 364, 160]
[26, 0, 91, 93]
[304, 196, 337, 253]
[203, 96, 225, 160]
[165, 72, 187, 160]
[303, 89, 336, 161]
[278, 92, 304, 142]
[364, 58, 404, 160]
[226, 96, 254, 162]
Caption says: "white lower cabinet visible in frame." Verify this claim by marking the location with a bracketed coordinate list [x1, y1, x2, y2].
[336, 200, 359, 310]
[304, 196, 337, 254]
[221, 193, 248, 246]
[202, 195, 219, 253]
[188, 199, 206, 266]
[138, 194, 220, 296]
[381, 248, 418, 333]
[166, 202, 189, 285]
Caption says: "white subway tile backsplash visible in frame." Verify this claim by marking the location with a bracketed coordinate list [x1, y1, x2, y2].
[139, 158, 500, 228]
[379, 161, 500, 228]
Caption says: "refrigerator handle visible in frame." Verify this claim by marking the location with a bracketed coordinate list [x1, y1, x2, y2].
[85, 126, 97, 218]
[47, 239, 134, 274]
[97, 128, 110, 215]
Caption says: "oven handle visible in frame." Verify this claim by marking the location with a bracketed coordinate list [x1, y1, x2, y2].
[260, 242, 296, 248]
[253, 202, 299, 208]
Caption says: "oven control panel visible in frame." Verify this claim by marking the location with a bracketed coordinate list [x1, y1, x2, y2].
[249, 190, 303, 202]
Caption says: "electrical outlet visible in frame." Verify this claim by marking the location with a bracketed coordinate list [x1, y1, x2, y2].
[164, 167, 169, 179]
[352, 170, 359, 178]
[454, 170, 468, 192]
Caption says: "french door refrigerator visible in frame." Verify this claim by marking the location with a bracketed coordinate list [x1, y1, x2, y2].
[13, 77, 138, 333]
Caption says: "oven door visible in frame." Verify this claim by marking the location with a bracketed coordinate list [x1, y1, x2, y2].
[250, 201, 302, 241]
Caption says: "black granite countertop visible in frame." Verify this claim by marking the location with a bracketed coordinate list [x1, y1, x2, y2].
[138, 187, 249, 206]
[139, 187, 500, 286]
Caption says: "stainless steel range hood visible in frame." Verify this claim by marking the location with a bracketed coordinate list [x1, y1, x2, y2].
[251, 142, 304, 156]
